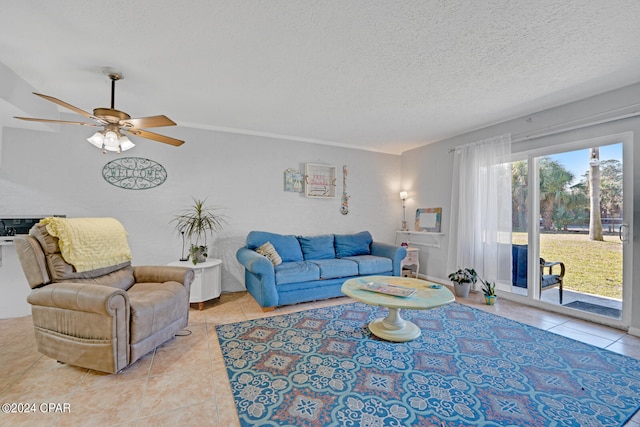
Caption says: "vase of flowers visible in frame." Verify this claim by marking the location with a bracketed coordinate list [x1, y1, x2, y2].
[447, 267, 477, 298]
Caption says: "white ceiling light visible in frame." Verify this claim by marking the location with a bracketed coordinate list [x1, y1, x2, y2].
[87, 127, 135, 154]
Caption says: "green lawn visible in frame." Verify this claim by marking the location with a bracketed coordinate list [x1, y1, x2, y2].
[512, 232, 623, 300]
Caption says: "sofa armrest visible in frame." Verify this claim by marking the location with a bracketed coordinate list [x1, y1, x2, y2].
[236, 247, 278, 308]
[27, 282, 129, 315]
[236, 248, 275, 276]
[371, 242, 407, 276]
[133, 266, 195, 288]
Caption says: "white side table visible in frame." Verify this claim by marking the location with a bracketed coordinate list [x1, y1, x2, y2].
[168, 259, 222, 310]
[400, 247, 420, 278]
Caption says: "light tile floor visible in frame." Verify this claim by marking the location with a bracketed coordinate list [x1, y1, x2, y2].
[1, 289, 640, 427]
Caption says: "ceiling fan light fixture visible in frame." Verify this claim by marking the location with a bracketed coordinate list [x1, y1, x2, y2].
[87, 129, 134, 154]
[17, 69, 185, 150]
[87, 131, 105, 149]
[118, 135, 135, 151]
[103, 131, 120, 151]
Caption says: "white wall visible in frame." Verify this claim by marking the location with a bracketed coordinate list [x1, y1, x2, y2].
[402, 82, 640, 331]
[4, 82, 638, 327]
[0, 122, 401, 318]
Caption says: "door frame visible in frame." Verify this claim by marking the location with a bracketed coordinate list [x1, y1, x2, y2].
[510, 132, 633, 328]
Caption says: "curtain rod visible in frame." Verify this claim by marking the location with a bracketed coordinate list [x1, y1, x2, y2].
[447, 103, 640, 153]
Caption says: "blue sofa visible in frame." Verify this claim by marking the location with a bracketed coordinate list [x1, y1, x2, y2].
[236, 231, 407, 309]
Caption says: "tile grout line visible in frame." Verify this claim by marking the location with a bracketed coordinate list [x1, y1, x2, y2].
[204, 316, 223, 427]
[131, 348, 156, 426]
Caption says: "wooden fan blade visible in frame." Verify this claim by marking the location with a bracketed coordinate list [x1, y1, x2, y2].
[33, 92, 95, 120]
[126, 128, 184, 146]
[14, 117, 99, 127]
[121, 115, 176, 129]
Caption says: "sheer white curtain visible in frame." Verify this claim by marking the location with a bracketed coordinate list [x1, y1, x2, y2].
[447, 134, 512, 286]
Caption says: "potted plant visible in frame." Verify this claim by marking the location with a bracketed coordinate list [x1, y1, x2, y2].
[171, 197, 227, 265]
[447, 267, 477, 298]
[480, 278, 497, 305]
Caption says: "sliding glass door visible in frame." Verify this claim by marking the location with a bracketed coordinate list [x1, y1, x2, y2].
[510, 134, 632, 325]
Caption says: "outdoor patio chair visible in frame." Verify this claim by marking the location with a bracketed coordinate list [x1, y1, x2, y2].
[512, 244, 565, 304]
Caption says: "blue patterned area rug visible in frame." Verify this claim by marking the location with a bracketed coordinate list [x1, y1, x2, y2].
[216, 302, 640, 426]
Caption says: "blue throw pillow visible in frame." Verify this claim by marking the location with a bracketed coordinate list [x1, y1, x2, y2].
[297, 235, 336, 260]
[246, 231, 303, 262]
[334, 231, 372, 258]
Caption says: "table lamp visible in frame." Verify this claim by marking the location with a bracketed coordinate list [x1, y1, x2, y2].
[400, 191, 408, 231]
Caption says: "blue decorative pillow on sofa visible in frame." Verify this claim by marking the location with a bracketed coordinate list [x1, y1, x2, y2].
[298, 235, 336, 260]
[246, 231, 303, 262]
[334, 231, 372, 258]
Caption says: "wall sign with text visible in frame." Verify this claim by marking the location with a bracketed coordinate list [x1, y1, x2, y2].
[102, 157, 167, 190]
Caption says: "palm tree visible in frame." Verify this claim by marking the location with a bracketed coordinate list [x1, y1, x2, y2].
[552, 190, 588, 231]
[589, 148, 603, 241]
[539, 158, 574, 231]
[599, 159, 623, 222]
[511, 161, 528, 230]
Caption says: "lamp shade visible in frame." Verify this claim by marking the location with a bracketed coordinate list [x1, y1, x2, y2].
[87, 131, 105, 148]
[103, 131, 120, 151]
[399, 191, 408, 200]
[118, 135, 135, 151]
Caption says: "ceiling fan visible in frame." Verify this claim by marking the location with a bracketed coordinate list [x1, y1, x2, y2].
[14, 69, 184, 153]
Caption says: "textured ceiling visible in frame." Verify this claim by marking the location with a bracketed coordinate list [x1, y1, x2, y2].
[2, 1, 640, 154]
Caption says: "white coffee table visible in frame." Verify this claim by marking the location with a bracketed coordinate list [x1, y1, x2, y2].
[342, 276, 454, 342]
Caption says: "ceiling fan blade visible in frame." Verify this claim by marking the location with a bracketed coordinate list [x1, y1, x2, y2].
[121, 115, 176, 129]
[33, 92, 95, 120]
[125, 128, 184, 146]
[14, 117, 99, 127]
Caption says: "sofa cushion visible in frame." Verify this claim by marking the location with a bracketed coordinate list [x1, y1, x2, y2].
[542, 274, 561, 289]
[334, 231, 372, 258]
[298, 234, 335, 260]
[66, 266, 136, 291]
[256, 242, 282, 266]
[308, 259, 358, 279]
[512, 244, 528, 288]
[343, 255, 392, 275]
[246, 231, 303, 262]
[274, 261, 320, 285]
[128, 281, 188, 345]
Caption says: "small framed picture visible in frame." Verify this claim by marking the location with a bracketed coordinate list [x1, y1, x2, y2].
[415, 208, 442, 232]
[284, 168, 304, 192]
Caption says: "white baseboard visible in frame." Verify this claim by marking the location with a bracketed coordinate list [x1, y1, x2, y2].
[420, 274, 447, 285]
[628, 327, 640, 337]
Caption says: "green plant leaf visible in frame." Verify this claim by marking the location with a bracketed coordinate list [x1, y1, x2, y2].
[171, 197, 228, 247]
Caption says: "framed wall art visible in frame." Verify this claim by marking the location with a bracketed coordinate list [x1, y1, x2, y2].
[284, 168, 303, 192]
[304, 163, 336, 198]
[415, 207, 442, 232]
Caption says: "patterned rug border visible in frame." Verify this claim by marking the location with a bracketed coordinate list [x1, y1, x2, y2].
[217, 302, 640, 427]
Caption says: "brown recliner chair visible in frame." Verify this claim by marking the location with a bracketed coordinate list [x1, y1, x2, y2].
[14, 222, 194, 374]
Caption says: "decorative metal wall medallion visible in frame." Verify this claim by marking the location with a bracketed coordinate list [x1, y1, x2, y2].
[102, 157, 167, 190]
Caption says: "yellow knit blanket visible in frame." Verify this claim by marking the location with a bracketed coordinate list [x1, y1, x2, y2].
[41, 217, 132, 272]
